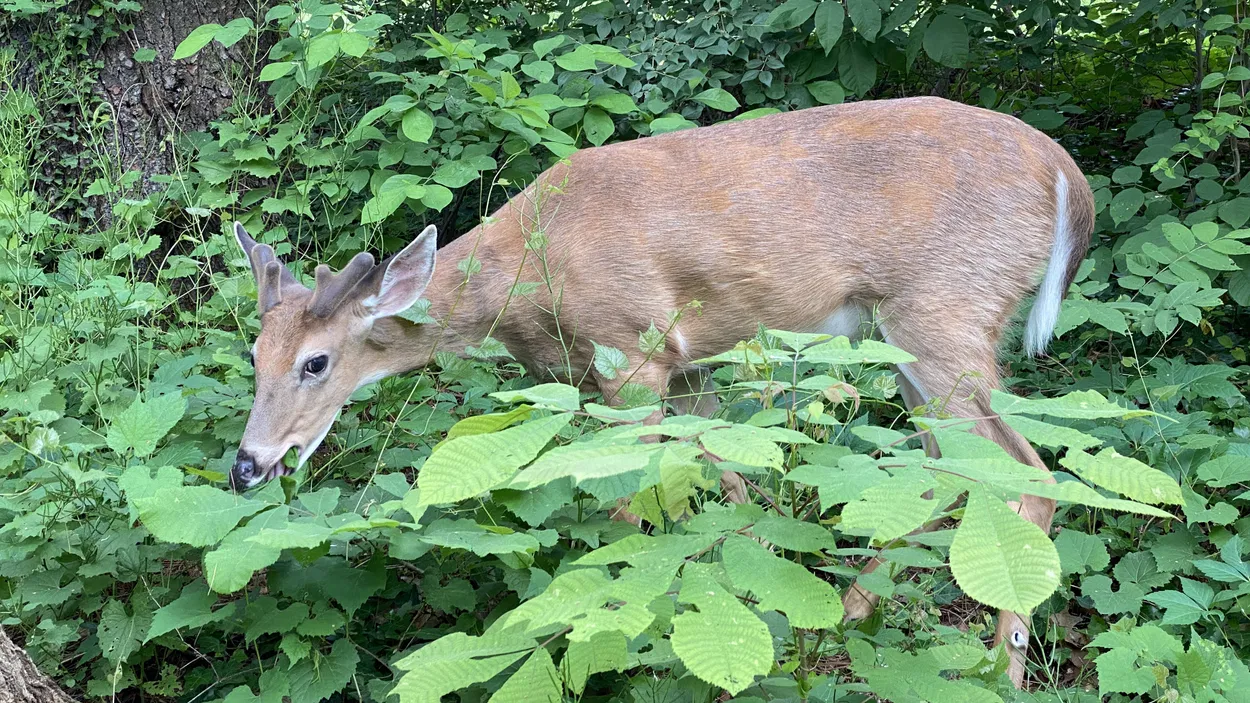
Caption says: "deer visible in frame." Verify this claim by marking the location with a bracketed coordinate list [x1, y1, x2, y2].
[228, 96, 1094, 688]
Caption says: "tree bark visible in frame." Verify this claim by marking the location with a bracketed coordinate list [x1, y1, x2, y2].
[96, 0, 263, 194]
[0, 628, 78, 703]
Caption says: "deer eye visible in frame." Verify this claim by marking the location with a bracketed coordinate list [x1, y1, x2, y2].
[303, 355, 328, 376]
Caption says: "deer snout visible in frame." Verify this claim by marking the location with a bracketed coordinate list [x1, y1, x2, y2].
[229, 450, 261, 492]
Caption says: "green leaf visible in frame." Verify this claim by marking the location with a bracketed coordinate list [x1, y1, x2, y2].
[590, 92, 637, 114]
[923, 14, 969, 67]
[107, 393, 187, 457]
[691, 88, 739, 112]
[533, 35, 566, 59]
[1144, 588, 1207, 625]
[401, 108, 435, 143]
[214, 18, 252, 47]
[133, 48, 157, 62]
[766, 0, 819, 29]
[699, 426, 783, 469]
[1001, 415, 1102, 450]
[814, 1, 845, 53]
[418, 518, 541, 556]
[1054, 530, 1110, 575]
[1095, 648, 1154, 696]
[136, 486, 269, 547]
[173, 23, 222, 60]
[748, 514, 836, 552]
[840, 470, 938, 544]
[1111, 188, 1145, 224]
[490, 384, 580, 411]
[392, 631, 531, 703]
[288, 638, 359, 703]
[146, 581, 228, 641]
[591, 342, 629, 380]
[672, 563, 772, 696]
[489, 647, 561, 703]
[723, 535, 843, 628]
[417, 413, 572, 508]
[1081, 574, 1145, 615]
[1060, 449, 1183, 505]
[846, 0, 881, 40]
[1196, 454, 1250, 487]
[582, 107, 614, 146]
[204, 507, 289, 593]
[806, 80, 845, 105]
[796, 337, 916, 365]
[990, 389, 1149, 419]
[511, 442, 661, 490]
[949, 486, 1061, 612]
[306, 32, 341, 68]
[99, 599, 152, 665]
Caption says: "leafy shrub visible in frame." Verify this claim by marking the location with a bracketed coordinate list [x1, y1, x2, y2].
[2, 0, 1250, 702]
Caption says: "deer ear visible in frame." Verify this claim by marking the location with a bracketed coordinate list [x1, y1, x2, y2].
[234, 221, 259, 256]
[364, 225, 438, 320]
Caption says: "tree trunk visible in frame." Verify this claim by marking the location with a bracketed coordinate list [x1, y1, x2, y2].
[96, 0, 262, 194]
[0, 628, 78, 703]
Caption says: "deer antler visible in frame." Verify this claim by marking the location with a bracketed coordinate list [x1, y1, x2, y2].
[235, 222, 304, 316]
[308, 252, 377, 317]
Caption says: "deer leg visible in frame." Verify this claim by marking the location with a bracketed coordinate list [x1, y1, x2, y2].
[856, 309, 1054, 689]
[841, 368, 943, 621]
[667, 369, 746, 504]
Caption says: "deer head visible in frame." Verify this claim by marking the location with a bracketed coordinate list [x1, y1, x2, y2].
[229, 222, 438, 491]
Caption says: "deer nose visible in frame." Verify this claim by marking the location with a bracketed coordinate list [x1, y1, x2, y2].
[229, 450, 258, 492]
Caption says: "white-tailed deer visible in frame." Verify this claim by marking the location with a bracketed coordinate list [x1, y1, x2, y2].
[230, 96, 1093, 688]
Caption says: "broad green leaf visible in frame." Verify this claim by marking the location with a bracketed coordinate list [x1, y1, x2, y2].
[1054, 530, 1110, 575]
[418, 519, 542, 556]
[562, 631, 627, 694]
[692, 88, 739, 112]
[1081, 574, 1145, 615]
[672, 563, 772, 695]
[391, 631, 532, 703]
[990, 389, 1149, 419]
[1001, 414, 1102, 450]
[1110, 188, 1145, 224]
[204, 507, 289, 593]
[99, 599, 152, 665]
[1143, 589, 1207, 625]
[146, 581, 228, 641]
[766, 0, 818, 29]
[1095, 648, 1154, 696]
[107, 393, 187, 457]
[840, 470, 938, 544]
[590, 92, 637, 114]
[288, 638, 359, 703]
[923, 14, 969, 67]
[532, 35, 566, 59]
[583, 107, 614, 146]
[489, 647, 560, 703]
[1061, 449, 1183, 505]
[723, 535, 843, 628]
[806, 80, 845, 105]
[509, 442, 662, 490]
[814, 1, 845, 53]
[949, 487, 1060, 612]
[418, 413, 572, 508]
[699, 426, 782, 469]
[136, 486, 268, 547]
[401, 108, 434, 143]
[1196, 454, 1250, 487]
[490, 384, 580, 411]
[798, 337, 916, 365]
[306, 32, 341, 68]
[173, 23, 222, 60]
[214, 18, 252, 47]
[846, 0, 881, 40]
[748, 514, 836, 552]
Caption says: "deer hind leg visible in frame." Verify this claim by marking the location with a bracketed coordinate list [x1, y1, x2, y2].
[667, 369, 747, 504]
[839, 307, 1054, 689]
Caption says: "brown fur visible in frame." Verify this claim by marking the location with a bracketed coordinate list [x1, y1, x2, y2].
[239, 97, 1094, 688]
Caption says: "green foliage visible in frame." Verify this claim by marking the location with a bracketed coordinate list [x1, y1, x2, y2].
[4, 0, 1250, 700]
